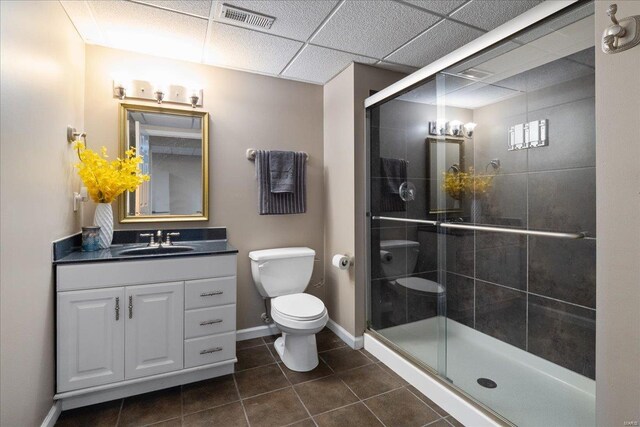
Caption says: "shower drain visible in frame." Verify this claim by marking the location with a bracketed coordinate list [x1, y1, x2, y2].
[477, 378, 497, 389]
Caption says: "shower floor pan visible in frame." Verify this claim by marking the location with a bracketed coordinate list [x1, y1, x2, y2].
[378, 317, 595, 427]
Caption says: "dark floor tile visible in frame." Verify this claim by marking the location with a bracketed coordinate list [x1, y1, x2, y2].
[262, 334, 280, 344]
[236, 337, 266, 350]
[267, 342, 282, 362]
[475, 232, 526, 291]
[475, 281, 526, 350]
[338, 364, 403, 399]
[365, 388, 440, 427]
[183, 401, 248, 427]
[235, 345, 276, 371]
[528, 236, 596, 308]
[406, 385, 449, 417]
[286, 419, 316, 427]
[294, 375, 358, 415]
[319, 347, 373, 372]
[279, 359, 333, 385]
[359, 349, 379, 363]
[314, 402, 383, 427]
[182, 374, 239, 415]
[316, 329, 347, 352]
[55, 399, 121, 427]
[149, 418, 182, 427]
[119, 387, 181, 427]
[528, 294, 596, 379]
[243, 388, 308, 427]
[235, 364, 290, 398]
[445, 273, 474, 327]
[445, 415, 465, 427]
[426, 419, 452, 427]
[377, 362, 408, 386]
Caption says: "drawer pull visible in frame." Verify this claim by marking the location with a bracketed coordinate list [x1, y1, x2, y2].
[200, 347, 223, 355]
[200, 291, 223, 297]
[200, 319, 223, 326]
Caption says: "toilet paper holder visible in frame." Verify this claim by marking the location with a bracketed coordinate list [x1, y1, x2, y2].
[332, 254, 352, 270]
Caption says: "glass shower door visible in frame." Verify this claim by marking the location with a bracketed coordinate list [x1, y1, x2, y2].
[435, 3, 596, 425]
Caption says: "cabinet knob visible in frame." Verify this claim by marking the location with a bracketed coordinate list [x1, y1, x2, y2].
[200, 291, 223, 297]
[128, 295, 133, 319]
[200, 347, 223, 355]
[200, 319, 223, 326]
[115, 297, 120, 321]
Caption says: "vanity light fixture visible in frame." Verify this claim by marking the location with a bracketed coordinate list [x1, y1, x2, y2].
[154, 89, 165, 104]
[190, 93, 200, 108]
[112, 79, 203, 107]
[114, 84, 127, 100]
[429, 121, 477, 138]
[463, 122, 477, 138]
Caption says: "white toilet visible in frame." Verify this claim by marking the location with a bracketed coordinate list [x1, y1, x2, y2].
[249, 247, 328, 372]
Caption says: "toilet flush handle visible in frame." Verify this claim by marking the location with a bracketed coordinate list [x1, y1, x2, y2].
[258, 261, 270, 269]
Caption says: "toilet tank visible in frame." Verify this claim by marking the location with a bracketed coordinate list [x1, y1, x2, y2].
[249, 247, 315, 298]
[380, 240, 420, 277]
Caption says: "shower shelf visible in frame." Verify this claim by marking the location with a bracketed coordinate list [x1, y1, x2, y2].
[372, 216, 585, 239]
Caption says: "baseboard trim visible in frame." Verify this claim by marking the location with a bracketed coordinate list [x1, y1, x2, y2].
[236, 323, 279, 341]
[326, 319, 364, 349]
[236, 320, 364, 350]
[41, 401, 61, 427]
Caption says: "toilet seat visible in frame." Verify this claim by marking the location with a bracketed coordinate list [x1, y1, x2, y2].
[271, 293, 328, 332]
[272, 293, 326, 320]
[395, 277, 445, 294]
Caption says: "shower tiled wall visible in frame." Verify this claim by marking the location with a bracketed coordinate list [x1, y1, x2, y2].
[369, 52, 596, 380]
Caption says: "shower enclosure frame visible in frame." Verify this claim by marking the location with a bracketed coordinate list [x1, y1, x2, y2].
[363, 1, 586, 425]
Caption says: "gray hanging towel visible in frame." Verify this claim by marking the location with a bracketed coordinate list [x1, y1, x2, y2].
[269, 150, 295, 193]
[255, 150, 307, 215]
[380, 157, 407, 212]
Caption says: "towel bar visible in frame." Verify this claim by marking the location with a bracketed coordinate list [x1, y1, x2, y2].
[246, 148, 309, 162]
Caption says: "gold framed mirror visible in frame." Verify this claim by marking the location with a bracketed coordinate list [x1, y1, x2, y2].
[118, 103, 209, 223]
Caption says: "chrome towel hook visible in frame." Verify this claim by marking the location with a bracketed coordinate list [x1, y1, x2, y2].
[602, 3, 640, 54]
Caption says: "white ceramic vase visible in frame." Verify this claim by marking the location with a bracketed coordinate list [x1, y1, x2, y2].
[94, 203, 114, 249]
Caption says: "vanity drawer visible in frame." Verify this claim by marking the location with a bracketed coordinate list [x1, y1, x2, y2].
[185, 276, 236, 309]
[184, 331, 236, 368]
[185, 305, 236, 339]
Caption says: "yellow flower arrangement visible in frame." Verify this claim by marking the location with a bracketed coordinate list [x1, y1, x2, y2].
[73, 141, 150, 203]
[443, 166, 497, 201]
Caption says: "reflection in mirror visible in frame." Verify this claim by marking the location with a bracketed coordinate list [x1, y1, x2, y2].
[119, 104, 208, 222]
[427, 138, 462, 214]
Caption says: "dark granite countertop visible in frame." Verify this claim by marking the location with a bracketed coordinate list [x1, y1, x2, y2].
[54, 240, 238, 265]
[53, 227, 237, 265]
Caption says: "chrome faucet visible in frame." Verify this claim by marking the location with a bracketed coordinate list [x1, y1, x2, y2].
[139, 230, 180, 247]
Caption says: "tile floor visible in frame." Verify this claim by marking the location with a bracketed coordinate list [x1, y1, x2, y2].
[55, 329, 464, 427]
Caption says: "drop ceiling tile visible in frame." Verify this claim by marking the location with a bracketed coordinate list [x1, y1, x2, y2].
[212, 0, 339, 41]
[402, 0, 467, 16]
[386, 20, 483, 68]
[88, 1, 208, 62]
[450, 0, 542, 31]
[282, 45, 376, 84]
[311, 0, 440, 59]
[134, 0, 213, 18]
[375, 61, 419, 75]
[60, 1, 103, 43]
[205, 22, 303, 74]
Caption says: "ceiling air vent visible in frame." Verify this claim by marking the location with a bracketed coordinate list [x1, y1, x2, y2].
[458, 68, 493, 80]
[218, 4, 275, 29]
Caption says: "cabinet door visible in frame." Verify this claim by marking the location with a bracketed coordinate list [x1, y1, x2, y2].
[57, 287, 125, 392]
[125, 282, 183, 379]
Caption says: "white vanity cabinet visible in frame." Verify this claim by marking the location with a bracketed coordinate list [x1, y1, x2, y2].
[55, 254, 237, 410]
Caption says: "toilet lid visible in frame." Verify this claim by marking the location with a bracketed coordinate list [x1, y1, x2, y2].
[396, 277, 445, 294]
[272, 293, 325, 320]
